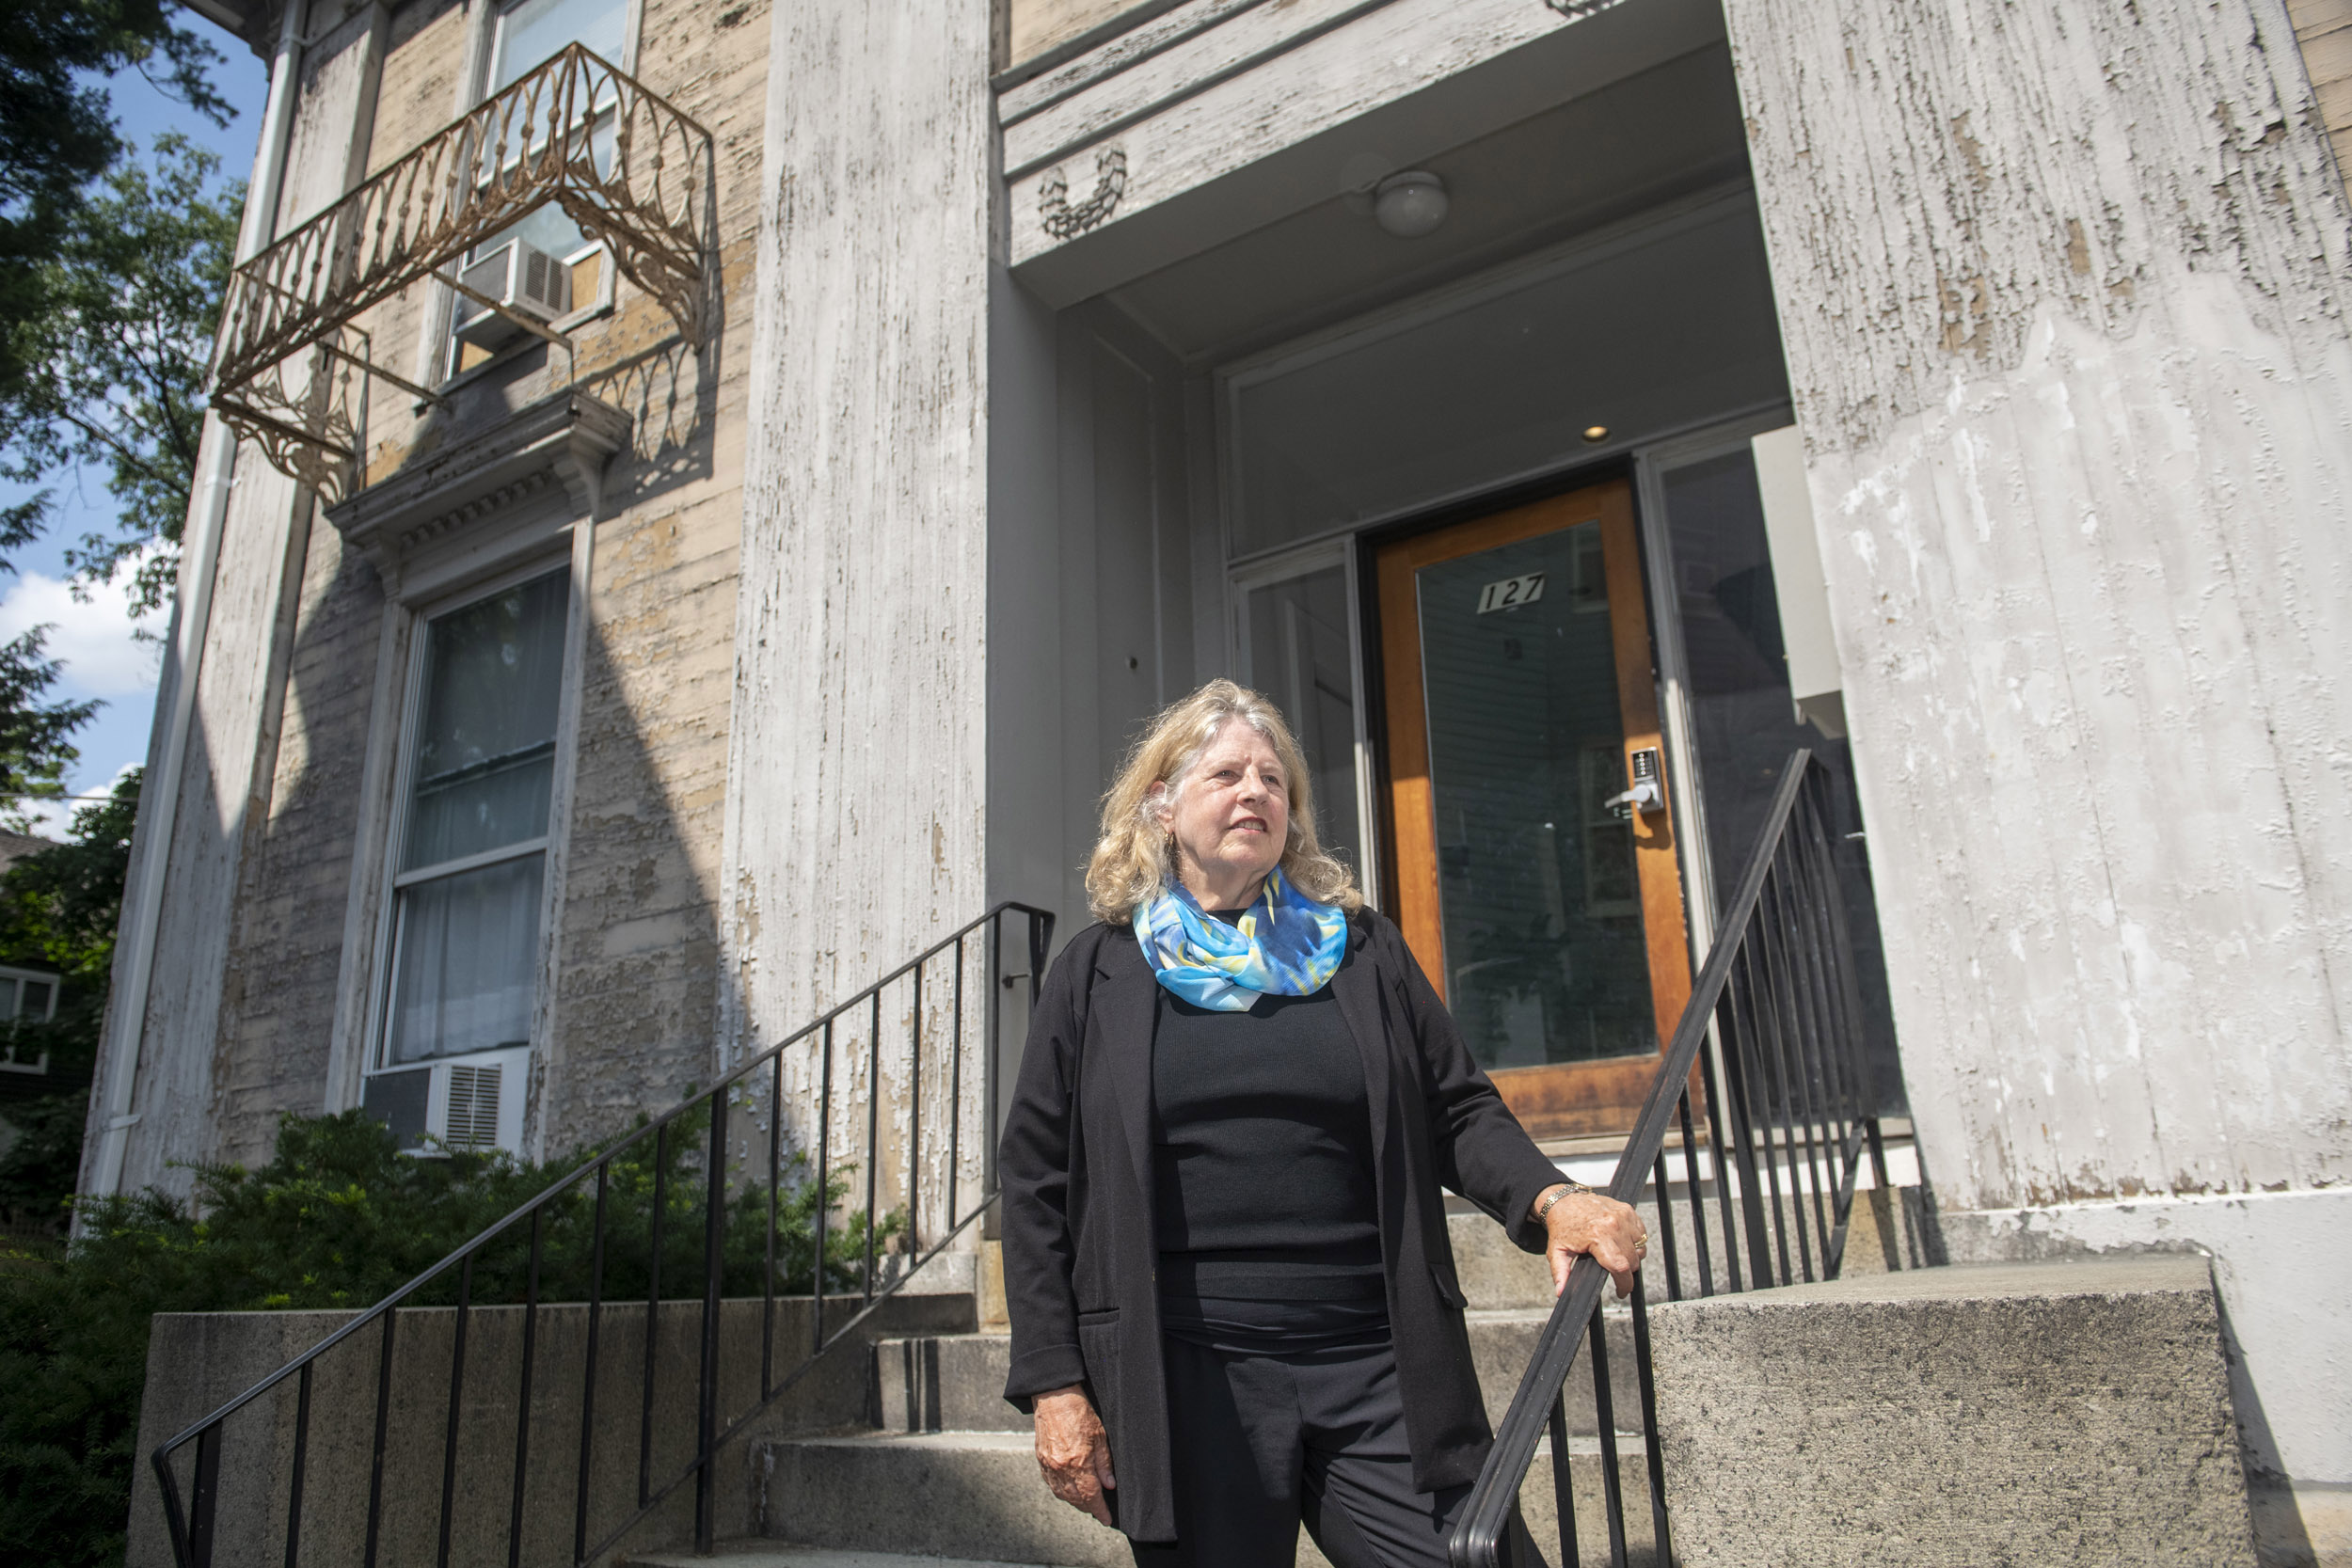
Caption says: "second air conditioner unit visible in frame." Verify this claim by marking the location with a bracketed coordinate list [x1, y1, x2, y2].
[453, 239, 571, 350]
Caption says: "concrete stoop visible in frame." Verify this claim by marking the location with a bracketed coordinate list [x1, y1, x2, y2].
[749, 1287, 1653, 1568]
[746, 1430, 1652, 1568]
[644, 1246, 2264, 1568]
[2250, 1484, 2352, 1568]
[1645, 1255, 2263, 1568]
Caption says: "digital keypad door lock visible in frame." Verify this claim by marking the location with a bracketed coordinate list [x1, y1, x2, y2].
[1607, 747, 1666, 820]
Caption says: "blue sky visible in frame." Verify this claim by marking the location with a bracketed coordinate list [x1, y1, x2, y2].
[0, 21, 269, 835]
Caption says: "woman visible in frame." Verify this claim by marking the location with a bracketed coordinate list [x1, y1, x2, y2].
[999, 680, 1648, 1567]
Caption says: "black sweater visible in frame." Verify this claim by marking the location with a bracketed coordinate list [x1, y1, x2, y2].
[1151, 918, 1383, 1303]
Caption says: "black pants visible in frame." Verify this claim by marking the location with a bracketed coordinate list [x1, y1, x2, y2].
[1130, 1327, 1468, 1568]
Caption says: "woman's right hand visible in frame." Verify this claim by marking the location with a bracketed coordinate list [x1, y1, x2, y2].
[1034, 1385, 1117, 1525]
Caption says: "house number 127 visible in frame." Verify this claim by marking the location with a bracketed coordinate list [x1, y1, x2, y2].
[1476, 572, 1547, 614]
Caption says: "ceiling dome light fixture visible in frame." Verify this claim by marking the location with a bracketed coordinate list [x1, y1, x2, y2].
[1374, 171, 1449, 238]
[1581, 425, 1611, 444]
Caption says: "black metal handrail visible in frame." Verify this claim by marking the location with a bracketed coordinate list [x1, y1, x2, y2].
[151, 901, 1054, 1568]
[1452, 752, 1894, 1568]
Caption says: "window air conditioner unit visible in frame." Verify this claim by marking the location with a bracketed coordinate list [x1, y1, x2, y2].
[361, 1044, 530, 1156]
[453, 240, 570, 350]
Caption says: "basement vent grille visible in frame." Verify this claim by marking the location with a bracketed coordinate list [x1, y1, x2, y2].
[445, 1064, 501, 1149]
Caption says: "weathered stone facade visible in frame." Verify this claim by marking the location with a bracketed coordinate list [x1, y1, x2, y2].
[209, 525, 382, 1170]
[86, 0, 2352, 1515]
[163, 0, 774, 1168]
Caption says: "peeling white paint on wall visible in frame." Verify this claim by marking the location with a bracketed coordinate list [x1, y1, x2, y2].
[1725, 0, 2352, 1215]
[723, 0, 996, 1174]
[82, 7, 389, 1199]
[1727, 0, 2352, 1490]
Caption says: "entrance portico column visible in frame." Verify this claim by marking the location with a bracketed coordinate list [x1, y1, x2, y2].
[725, 5, 995, 1065]
[1725, 0, 2352, 1493]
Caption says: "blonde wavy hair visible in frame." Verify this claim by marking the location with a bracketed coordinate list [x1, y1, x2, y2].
[1086, 679, 1363, 925]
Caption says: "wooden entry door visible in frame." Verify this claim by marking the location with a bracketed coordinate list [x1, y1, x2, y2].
[1375, 479, 1692, 1140]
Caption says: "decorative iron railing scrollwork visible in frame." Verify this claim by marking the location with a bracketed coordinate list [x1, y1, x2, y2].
[209, 43, 715, 502]
[209, 321, 373, 501]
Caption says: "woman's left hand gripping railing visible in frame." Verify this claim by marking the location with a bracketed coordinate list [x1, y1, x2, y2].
[150, 901, 1055, 1568]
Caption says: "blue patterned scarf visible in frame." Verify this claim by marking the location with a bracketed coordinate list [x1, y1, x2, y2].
[1132, 866, 1349, 1011]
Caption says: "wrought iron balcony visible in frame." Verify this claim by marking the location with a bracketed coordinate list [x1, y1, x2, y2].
[210, 43, 714, 502]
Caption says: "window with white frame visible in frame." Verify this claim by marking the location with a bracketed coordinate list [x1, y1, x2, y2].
[363, 567, 570, 1151]
[0, 966, 61, 1076]
[447, 0, 632, 376]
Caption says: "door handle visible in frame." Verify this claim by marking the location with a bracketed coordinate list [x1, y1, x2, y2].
[1606, 778, 1664, 817]
[1607, 747, 1667, 819]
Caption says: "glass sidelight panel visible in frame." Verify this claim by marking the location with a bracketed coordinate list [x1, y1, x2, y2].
[1413, 523, 1657, 1069]
[1659, 446, 1903, 1109]
[1661, 451, 1809, 879]
[1243, 565, 1363, 875]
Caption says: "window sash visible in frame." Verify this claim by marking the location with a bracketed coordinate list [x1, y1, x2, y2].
[382, 850, 548, 1067]
[393, 833, 548, 892]
[377, 565, 572, 1074]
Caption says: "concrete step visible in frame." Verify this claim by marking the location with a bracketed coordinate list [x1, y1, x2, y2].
[871, 1330, 1025, 1433]
[755, 1429, 1657, 1568]
[1646, 1256, 2261, 1568]
[872, 1311, 1645, 1437]
[1446, 1182, 1937, 1312]
[631, 1542, 1054, 1567]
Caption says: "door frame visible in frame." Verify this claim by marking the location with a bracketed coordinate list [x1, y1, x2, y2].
[1367, 475, 1696, 1140]
[1630, 408, 1799, 976]
[1228, 537, 1385, 901]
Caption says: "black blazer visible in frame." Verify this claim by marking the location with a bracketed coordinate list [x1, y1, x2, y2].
[998, 906, 1565, 1544]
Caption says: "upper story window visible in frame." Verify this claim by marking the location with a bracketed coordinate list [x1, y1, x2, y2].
[448, 0, 634, 376]
[488, 0, 628, 91]
[0, 967, 61, 1077]
[363, 568, 570, 1152]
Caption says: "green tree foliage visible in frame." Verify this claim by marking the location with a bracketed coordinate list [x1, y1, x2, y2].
[0, 633, 103, 833]
[0, 0, 228, 415]
[1, 1105, 900, 1566]
[0, 770, 138, 1237]
[2, 135, 242, 613]
[0, 769, 137, 989]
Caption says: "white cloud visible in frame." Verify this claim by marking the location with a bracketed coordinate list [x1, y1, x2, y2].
[0, 550, 168, 699]
[16, 760, 140, 843]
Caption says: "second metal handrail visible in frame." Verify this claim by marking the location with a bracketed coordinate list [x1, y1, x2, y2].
[1452, 751, 1894, 1567]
